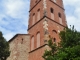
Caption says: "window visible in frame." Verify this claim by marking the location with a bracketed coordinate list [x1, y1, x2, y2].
[52, 30, 57, 43]
[37, 9, 40, 21]
[32, 13, 35, 25]
[50, 8, 54, 20]
[31, 36, 34, 50]
[58, 13, 62, 24]
[53, 38, 56, 43]
[37, 32, 40, 48]
[58, 13, 61, 18]
[53, 30, 57, 36]
[51, 8, 54, 13]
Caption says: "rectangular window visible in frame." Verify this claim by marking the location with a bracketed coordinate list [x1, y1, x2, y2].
[58, 13, 62, 24]
[50, 8, 54, 20]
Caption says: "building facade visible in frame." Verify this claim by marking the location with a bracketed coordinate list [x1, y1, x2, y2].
[28, 0, 67, 60]
[7, 0, 67, 60]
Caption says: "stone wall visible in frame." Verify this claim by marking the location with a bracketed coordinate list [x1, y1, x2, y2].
[7, 34, 30, 60]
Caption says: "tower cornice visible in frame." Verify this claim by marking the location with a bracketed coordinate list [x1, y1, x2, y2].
[28, 16, 66, 31]
[29, 44, 48, 53]
[29, 0, 65, 12]
[29, 0, 41, 12]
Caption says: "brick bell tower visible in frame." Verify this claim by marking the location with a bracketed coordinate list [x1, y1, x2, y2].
[28, 0, 67, 60]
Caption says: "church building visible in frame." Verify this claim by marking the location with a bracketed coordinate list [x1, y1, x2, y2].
[7, 0, 67, 60]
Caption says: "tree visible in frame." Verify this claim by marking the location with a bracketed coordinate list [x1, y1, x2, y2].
[0, 31, 10, 60]
[43, 38, 57, 60]
[43, 26, 80, 60]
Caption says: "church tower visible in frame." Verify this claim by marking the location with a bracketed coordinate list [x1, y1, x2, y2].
[28, 0, 67, 60]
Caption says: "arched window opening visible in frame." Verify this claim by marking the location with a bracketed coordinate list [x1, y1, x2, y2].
[37, 9, 40, 21]
[58, 13, 62, 24]
[50, 8, 54, 20]
[32, 13, 35, 25]
[53, 38, 56, 43]
[50, 8, 54, 13]
[37, 32, 40, 48]
[52, 30, 57, 40]
[31, 36, 34, 50]
[58, 13, 61, 18]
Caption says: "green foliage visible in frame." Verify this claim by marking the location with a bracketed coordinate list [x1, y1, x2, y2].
[43, 26, 80, 60]
[42, 38, 58, 60]
[0, 31, 10, 60]
[59, 26, 80, 48]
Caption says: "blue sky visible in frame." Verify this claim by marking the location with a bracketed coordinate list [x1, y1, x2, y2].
[0, 0, 80, 41]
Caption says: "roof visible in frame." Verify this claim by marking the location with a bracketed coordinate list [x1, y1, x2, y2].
[8, 34, 30, 43]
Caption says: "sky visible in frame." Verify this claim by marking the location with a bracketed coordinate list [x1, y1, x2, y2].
[0, 0, 80, 41]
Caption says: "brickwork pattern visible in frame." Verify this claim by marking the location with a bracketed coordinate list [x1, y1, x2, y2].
[7, 34, 30, 60]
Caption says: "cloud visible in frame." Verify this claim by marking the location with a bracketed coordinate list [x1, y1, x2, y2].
[0, 0, 30, 41]
[4, 0, 29, 18]
[0, 0, 80, 41]
[66, 15, 80, 30]
[4, 32, 15, 41]
[63, 0, 80, 32]
[63, 0, 80, 6]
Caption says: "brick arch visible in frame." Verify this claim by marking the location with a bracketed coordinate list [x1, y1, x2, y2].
[52, 30, 57, 44]
[53, 30, 57, 34]
[53, 38, 56, 43]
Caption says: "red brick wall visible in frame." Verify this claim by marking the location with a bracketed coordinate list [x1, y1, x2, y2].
[28, 0, 67, 60]
[29, 1, 44, 28]
[47, 0, 66, 26]
[29, 46, 45, 60]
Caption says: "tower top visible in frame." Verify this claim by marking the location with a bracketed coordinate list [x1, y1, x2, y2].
[30, 0, 64, 12]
